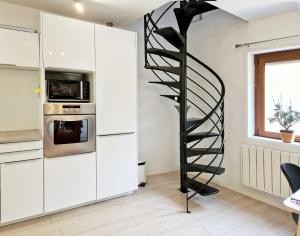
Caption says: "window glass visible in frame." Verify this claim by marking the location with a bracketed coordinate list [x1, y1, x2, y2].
[265, 60, 300, 135]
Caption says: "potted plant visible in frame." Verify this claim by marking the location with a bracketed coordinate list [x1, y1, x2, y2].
[269, 98, 300, 143]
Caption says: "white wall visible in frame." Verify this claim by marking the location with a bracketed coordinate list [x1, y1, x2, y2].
[126, 5, 300, 208]
[0, 69, 40, 131]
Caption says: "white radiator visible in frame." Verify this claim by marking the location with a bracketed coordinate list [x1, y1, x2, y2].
[241, 144, 300, 198]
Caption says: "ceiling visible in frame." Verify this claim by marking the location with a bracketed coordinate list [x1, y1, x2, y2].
[0, 0, 171, 26]
[211, 0, 300, 21]
[0, 0, 299, 26]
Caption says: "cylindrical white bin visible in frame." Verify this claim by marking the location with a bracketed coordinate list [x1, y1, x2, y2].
[138, 160, 147, 187]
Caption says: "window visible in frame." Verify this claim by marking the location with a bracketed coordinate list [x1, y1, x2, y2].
[255, 49, 300, 142]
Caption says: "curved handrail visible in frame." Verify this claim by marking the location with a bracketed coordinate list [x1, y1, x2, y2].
[186, 52, 225, 134]
[188, 52, 225, 97]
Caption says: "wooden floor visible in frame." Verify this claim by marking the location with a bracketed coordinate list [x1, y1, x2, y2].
[0, 172, 296, 236]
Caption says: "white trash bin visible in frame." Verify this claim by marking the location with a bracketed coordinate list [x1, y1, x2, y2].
[138, 160, 147, 187]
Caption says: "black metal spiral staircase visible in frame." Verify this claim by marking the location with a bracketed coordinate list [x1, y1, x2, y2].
[144, 0, 225, 213]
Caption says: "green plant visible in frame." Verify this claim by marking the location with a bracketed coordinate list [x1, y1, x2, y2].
[269, 98, 300, 131]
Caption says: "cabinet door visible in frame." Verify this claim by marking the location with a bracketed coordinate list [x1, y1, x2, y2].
[97, 134, 137, 200]
[0, 28, 39, 68]
[1, 159, 43, 223]
[95, 25, 137, 135]
[44, 153, 96, 213]
[42, 13, 95, 71]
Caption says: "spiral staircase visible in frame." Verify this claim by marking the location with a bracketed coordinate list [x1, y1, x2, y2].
[144, 0, 225, 213]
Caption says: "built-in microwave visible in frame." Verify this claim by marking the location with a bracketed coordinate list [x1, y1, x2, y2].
[46, 71, 90, 103]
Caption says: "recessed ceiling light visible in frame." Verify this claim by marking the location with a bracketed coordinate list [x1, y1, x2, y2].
[74, 0, 84, 13]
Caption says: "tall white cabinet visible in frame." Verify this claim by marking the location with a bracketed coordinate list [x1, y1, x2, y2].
[95, 25, 137, 135]
[41, 13, 98, 214]
[95, 25, 138, 200]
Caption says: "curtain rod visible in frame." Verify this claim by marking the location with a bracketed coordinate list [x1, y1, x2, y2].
[235, 34, 300, 48]
[0, 24, 37, 33]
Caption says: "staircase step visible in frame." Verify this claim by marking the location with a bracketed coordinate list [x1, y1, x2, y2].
[154, 27, 185, 49]
[160, 95, 180, 103]
[174, 1, 218, 32]
[186, 132, 219, 143]
[186, 118, 202, 129]
[186, 4, 218, 18]
[187, 178, 219, 196]
[174, 8, 192, 35]
[185, 0, 217, 10]
[145, 65, 181, 75]
[149, 81, 180, 89]
[186, 164, 225, 175]
[187, 148, 223, 157]
[146, 48, 181, 62]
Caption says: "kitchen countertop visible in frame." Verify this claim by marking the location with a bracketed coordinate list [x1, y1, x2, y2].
[0, 130, 43, 144]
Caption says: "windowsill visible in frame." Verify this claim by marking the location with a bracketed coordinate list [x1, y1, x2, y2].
[247, 135, 300, 154]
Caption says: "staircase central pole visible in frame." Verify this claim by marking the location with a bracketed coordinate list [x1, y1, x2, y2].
[179, 1, 188, 194]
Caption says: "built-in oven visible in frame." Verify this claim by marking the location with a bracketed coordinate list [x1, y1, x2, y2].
[46, 71, 90, 103]
[44, 103, 96, 158]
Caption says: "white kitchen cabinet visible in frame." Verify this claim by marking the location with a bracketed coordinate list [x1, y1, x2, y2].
[42, 13, 95, 71]
[97, 134, 137, 200]
[0, 28, 39, 68]
[0, 148, 43, 163]
[44, 152, 96, 213]
[95, 25, 137, 135]
[1, 158, 43, 223]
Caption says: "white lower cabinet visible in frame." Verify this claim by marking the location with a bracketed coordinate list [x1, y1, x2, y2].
[97, 134, 138, 200]
[44, 152, 96, 213]
[1, 158, 43, 223]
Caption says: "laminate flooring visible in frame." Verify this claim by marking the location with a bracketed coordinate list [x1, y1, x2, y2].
[0, 172, 295, 236]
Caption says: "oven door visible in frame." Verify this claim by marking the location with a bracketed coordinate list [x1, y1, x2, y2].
[44, 115, 96, 158]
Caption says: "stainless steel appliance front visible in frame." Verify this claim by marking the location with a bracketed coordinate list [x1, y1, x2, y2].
[44, 103, 96, 158]
[46, 71, 90, 103]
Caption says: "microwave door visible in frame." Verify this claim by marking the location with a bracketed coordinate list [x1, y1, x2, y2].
[49, 80, 81, 100]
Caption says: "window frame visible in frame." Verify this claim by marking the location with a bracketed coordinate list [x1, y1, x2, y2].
[255, 49, 300, 142]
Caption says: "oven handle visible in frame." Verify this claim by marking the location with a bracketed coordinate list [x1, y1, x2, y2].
[80, 81, 83, 100]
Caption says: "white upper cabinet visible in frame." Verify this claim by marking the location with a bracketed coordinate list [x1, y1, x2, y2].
[95, 25, 137, 135]
[42, 13, 95, 71]
[0, 28, 39, 68]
